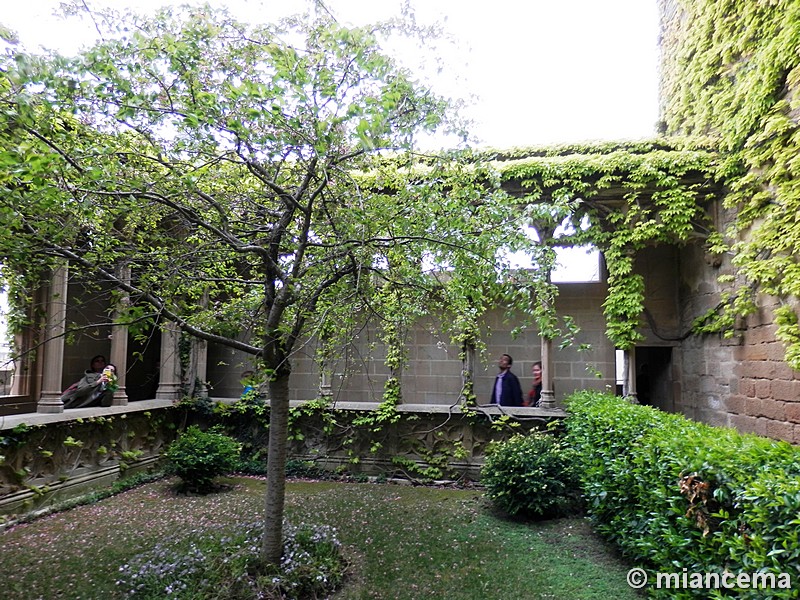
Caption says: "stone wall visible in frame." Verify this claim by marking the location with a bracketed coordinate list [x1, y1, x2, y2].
[207, 281, 617, 406]
[219, 402, 562, 482]
[730, 300, 800, 443]
[0, 402, 181, 521]
[671, 216, 800, 443]
[657, 0, 800, 443]
[294, 407, 558, 481]
[670, 217, 746, 431]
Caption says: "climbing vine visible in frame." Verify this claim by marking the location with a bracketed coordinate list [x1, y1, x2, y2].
[351, 140, 724, 384]
[489, 143, 721, 350]
[660, 0, 800, 369]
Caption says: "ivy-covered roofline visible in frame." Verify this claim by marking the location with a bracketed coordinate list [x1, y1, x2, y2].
[356, 136, 726, 351]
[471, 135, 720, 161]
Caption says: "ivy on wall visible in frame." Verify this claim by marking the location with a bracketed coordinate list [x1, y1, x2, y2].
[660, 0, 800, 369]
[360, 140, 722, 352]
[493, 144, 722, 350]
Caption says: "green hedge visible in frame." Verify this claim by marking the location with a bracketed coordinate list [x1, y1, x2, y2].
[564, 391, 800, 599]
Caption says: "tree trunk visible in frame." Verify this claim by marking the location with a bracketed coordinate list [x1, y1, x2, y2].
[261, 372, 291, 565]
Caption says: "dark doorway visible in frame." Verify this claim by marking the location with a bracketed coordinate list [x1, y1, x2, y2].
[635, 346, 674, 412]
[126, 327, 162, 401]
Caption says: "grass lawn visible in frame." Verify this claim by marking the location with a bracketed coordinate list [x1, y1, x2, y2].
[0, 476, 642, 599]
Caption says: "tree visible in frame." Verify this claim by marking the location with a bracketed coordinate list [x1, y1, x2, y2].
[0, 3, 469, 565]
[1, 3, 543, 566]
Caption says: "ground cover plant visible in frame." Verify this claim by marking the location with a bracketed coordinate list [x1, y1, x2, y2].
[117, 519, 344, 599]
[0, 476, 641, 599]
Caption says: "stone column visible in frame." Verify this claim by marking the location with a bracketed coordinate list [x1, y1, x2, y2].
[109, 263, 130, 405]
[624, 346, 639, 403]
[155, 321, 182, 401]
[319, 364, 333, 399]
[37, 265, 68, 413]
[539, 336, 556, 409]
[191, 335, 209, 397]
[10, 325, 36, 397]
[188, 289, 209, 397]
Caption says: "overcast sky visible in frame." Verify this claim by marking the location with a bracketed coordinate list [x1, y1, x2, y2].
[3, 0, 661, 147]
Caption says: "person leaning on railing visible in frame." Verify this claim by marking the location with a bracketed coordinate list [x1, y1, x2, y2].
[60, 355, 118, 408]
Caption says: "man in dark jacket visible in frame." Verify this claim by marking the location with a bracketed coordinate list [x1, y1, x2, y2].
[489, 353, 523, 406]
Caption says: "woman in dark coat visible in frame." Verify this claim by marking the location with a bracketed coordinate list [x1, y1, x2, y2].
[60, 355, 117, 408]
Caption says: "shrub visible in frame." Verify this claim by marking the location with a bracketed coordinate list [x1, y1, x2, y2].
[164, 426, 241, 493]
[235, 454, 269, 476]
[481, 432, 581, 519]
[564, 390, 800, 599]
[116, 521, 345, 599]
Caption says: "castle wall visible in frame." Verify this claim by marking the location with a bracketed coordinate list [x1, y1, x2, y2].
[672, 209, 800, 443]
[730, 299, 800, 443]
[657, 0, 800, 442]
[673, 231, 737, 428]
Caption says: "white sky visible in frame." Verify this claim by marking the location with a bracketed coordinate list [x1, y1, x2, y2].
[0, 0, 659, 347]
[2, 0, 660, 147]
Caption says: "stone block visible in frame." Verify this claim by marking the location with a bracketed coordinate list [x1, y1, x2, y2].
[705, 394, 722, 411]
[554, 362, 572, 378]
[730, 414, 759, 435]
[773, 363, 799, 383]
[754, 379, 772, 399]
[745, 397, 763, 417]
[745, 325, 777, 346]
[765, 419, 794, 443]
[421, 392, 459, 405]
[772, 379, 800, 402]
[761, 400, 786, 421]
[740, 343, 769, 362]
[699, 375, 718, 393]
[768, 342, 792, 361]
[724, 395, 746, 415]
[740, 361, 777, 380]
[738, 379, 755, 397]
[785, 403, 800, 424]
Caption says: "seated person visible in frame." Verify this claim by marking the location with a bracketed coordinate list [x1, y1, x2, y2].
[60, 355, 118, 408]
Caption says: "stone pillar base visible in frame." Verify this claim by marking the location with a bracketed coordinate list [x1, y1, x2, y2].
[155, 382, 182, 402]
[37, 394, 65, 413]
[539, 389, 556, 409]
[112, 388, 129, 406]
